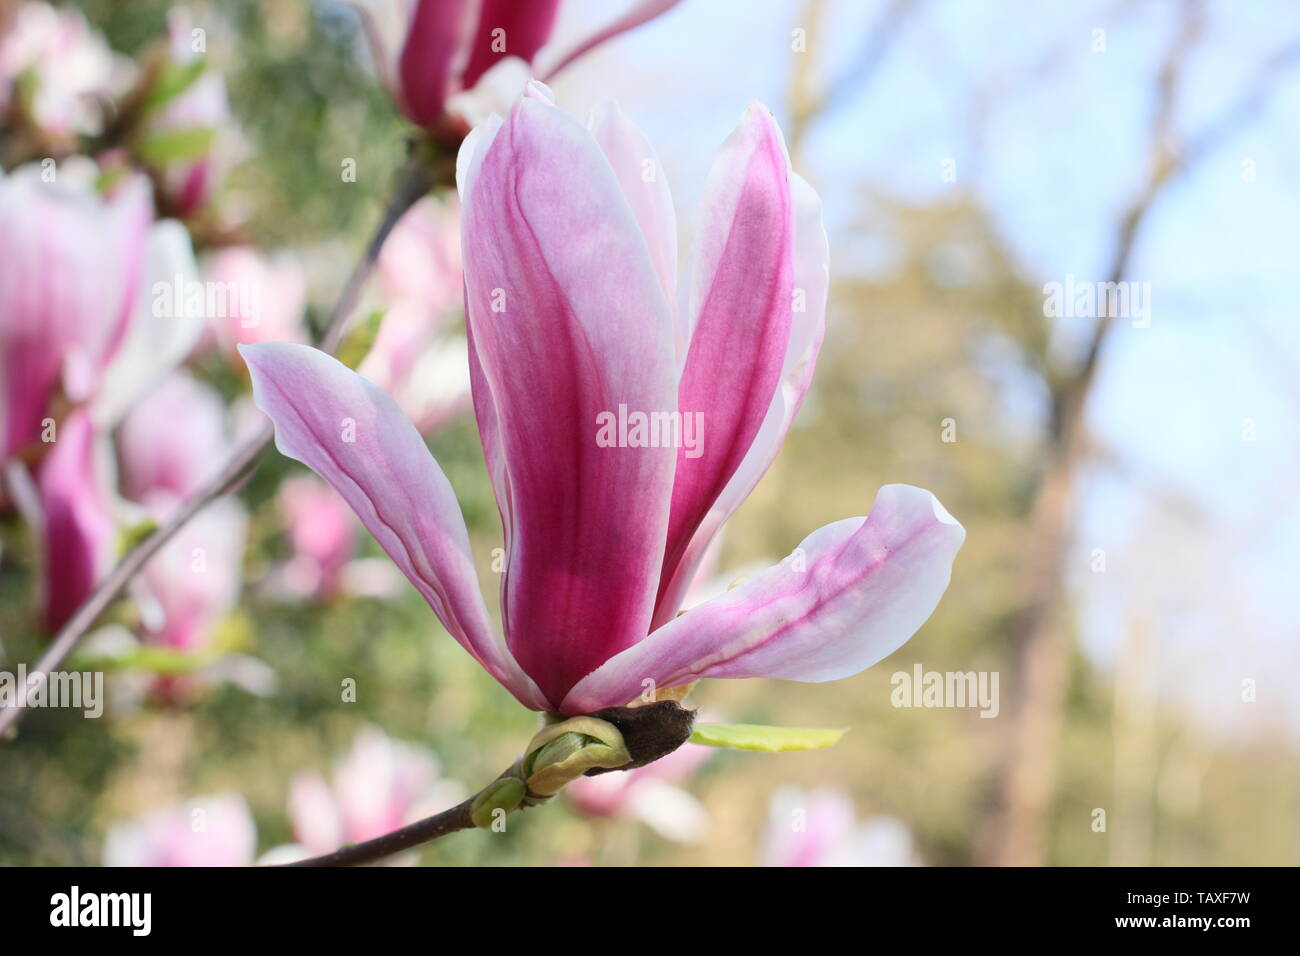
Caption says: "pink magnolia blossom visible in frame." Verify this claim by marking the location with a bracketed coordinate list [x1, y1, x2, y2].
[0, 164, 152, 463]
[276, 473, 358, 599]
[2, 164, 204, 633]
[283, 726, 463, 857]
[201, 245, 307, 361]
[0, 2, 124, 141]
[241, 93, 965, 715]
[118, 373, 247, 656]
[103, 792, 256, 867]
[142, 9, 235, 216]
[761, 787, 921, 867]
[355, 0, 680, 130]
[376, 194, 462, 312]
[36, 410, 115, 633]
[117, 371, 230, 503]
[361, 196, 472, 432]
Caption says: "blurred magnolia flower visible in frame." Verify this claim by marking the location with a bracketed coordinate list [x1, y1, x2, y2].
[200, 245, 307, 361]
[361, 196, 472, 432]
[271, 726, 464, 861]
[0, 2, 127, 142]
[117, 370, 230, 502]
[375, 194, 462, 312]
[353, 0, 680, 131]
[35, 410, 115, 633]
[567, 740, 712, 843]
[103, 792, 256, 867]
[360, 302, 471, 434]
[137, 9, 238, 217]
[1, 162, 204, 632]
[241, 92, 964, 716]
[0, 163, 151, 464]
[762, 787, 921, 867]
[118, 372, 248, 677]
[275, 473, 358, 599]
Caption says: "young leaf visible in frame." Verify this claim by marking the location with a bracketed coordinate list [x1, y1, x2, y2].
[688, 723, 847, 752]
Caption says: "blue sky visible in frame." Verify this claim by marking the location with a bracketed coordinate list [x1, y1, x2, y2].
[550, 0, 1300, 741]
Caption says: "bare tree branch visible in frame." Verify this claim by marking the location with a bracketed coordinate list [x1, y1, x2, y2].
[978, 0, 1300, 865]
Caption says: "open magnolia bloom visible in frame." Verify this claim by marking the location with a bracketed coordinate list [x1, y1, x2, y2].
[355, 0, 681, 131]
[241, 90, 965, 717]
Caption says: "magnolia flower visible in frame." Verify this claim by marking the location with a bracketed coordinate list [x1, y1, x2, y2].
[103, 792, 256, 867]
[141, 9, 236, 217]
[200, 245, 307, 360]
[355, 0, 680, 130]
[276, 726, 463, 859]
[376, 194, 462, 313]
[0, 164, 152, 463]
[119, 372, 247, 657]
[276, 473, 358, 599]
[0, 2, 124, 141]
[1, 162, 204, 632]
[241, 93, 964, 716]
[568, 740, 712, 843]
[117, 371, 230, 503]
[762, 787, 921, 867]
[36, 410, 115, 633]
[362, 196, 471, 432]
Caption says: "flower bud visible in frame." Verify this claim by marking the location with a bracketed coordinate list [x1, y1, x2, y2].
[522, 716, 630, 798]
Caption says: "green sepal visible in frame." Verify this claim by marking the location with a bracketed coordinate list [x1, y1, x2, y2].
[522, 716, 630, 797]
[470, 777, 526, 829]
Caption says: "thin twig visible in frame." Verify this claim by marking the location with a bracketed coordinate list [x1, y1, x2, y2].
[277, 789, 484, 866]
[0, 152, 439, 742]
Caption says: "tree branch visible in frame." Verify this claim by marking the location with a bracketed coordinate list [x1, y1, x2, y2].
[977, 3, 1300, 865]
[276, 792, 481, 866]
[0, 150, 441, 742]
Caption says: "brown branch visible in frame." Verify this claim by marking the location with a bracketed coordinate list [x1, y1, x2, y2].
[277, 793, 480, 867]
[0, 151, 440, 742]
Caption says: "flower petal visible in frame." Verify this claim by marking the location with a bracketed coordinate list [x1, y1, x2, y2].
[397, 0, 477, 128]
[240, 341, 546, 710]
[655, 103, 795, 620]
[460, 0, 561, 90]
[563, 485, 965, 714]
[461, 96, 677, 704]
[0, 166, 152, 459]
[587, 101, 677, 308]
[94, 219, 205, 426]
[652, 169, 827, 626]
[539, 0, 683, 79]
[37, 410, 115, 633]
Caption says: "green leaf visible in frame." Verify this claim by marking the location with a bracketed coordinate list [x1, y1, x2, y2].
[688, 722, 847, 752]
[76, 645, 218, 676]
[135, 126, 216, 166]
[141, 59, 207, 114]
